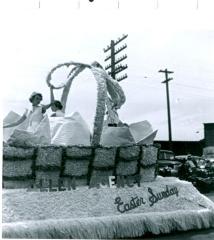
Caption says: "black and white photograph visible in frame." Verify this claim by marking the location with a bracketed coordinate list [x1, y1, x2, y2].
[1, 0, 214, 239]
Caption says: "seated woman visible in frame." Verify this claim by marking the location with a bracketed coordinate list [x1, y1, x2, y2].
[3, 92, 52, 145]
[51, 100, 65, 117]
[49, 100, 65, 139]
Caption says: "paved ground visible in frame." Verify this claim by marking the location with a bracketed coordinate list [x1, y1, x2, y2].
[142, 229, 214, 240]
[137, 191, 214, 240]
[205, 191, 214, 202]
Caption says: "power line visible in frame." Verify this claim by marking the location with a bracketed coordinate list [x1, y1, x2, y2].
[131, 74, 214, 92]
[173, 83, 214, 92]
[124, 81, 214, 98]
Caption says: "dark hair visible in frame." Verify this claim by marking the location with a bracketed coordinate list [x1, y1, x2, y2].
[53, 100, 63, 110]
[29, 93, 43, 103]
[91, 61, 103, 69]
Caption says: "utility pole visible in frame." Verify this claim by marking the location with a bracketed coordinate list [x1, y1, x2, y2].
[159, 69, 174, 150]
[103, 34, 128, 82]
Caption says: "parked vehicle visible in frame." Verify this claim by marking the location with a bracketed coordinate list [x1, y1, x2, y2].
[158, 150, 214, 192]
[158, 150, 182, 177]
[175, 154, 201, 163]
[178, 155, 214, 193]
[158, 152, 213, 190]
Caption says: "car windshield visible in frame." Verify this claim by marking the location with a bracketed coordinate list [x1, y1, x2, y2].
[159, 151, 175, 160]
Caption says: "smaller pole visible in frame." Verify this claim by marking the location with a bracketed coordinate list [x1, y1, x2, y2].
[110, 40, 115, 79]
[159, 69, 174, 150]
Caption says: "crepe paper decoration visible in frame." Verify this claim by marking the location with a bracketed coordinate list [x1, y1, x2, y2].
[3, 160, 33, 178]
[64, 159, 90, 177]
[3, 178, 214, 238]
[46, 60, 126, 146]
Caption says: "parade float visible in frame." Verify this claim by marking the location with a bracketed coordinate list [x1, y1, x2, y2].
[2, 62, 214, 239]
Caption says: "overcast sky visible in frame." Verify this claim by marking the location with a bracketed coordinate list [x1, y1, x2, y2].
[1, 0, 214, 141]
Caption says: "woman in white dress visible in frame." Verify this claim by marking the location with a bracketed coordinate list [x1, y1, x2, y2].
[3, 92, 52, 145]
[4, 92, 51, 129]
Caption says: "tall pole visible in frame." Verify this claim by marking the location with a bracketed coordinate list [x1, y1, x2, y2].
[104, 34, 128, 82]
[159, 69, 174, 150]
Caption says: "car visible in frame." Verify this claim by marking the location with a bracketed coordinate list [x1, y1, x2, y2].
[158, 150, 175, 161]
[158, 151, 214, 190]
[178, 156, 214, 193]
[175, 154, 202, 163]
[158, 150, 182, 177]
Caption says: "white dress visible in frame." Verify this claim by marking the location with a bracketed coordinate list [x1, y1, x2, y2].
[7, 106, 51, 145]
[5, 108, 91, 146]
[50, 110, 65, 117]
[26, 106, 45, 132]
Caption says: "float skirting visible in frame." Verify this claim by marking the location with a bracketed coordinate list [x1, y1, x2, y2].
[3, 177, 214, 239]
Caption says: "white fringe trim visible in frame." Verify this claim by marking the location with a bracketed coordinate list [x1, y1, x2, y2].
[3, 209, 214, 239]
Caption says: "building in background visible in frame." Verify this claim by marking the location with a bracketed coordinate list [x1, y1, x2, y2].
[204, 123, 214, 147]
[155, 122, 214, 156]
